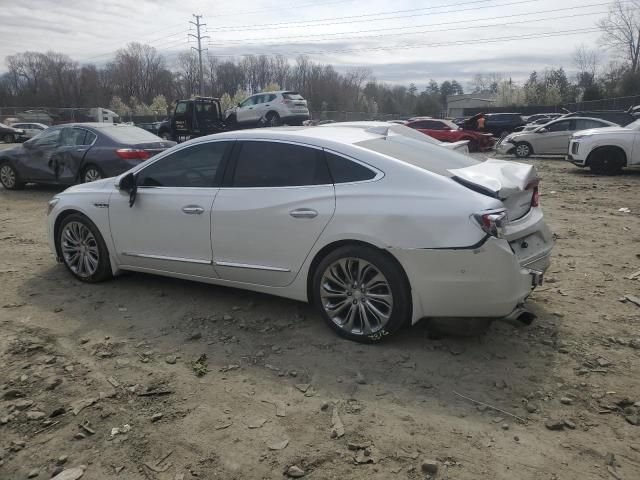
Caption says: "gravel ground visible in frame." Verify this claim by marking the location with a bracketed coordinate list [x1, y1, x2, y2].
[0, 146, 639, 480]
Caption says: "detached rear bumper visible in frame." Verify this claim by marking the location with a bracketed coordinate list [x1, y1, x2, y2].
[391, 208, 553, 324]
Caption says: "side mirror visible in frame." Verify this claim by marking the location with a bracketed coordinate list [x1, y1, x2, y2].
[118, 172, 136, 192]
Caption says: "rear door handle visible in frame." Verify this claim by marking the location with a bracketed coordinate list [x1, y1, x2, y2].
[290, 208, 318, 219]
[182, 205, 204, 215]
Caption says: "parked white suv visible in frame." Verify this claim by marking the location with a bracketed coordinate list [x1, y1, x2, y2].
[224, 91, 310, 127]
[567, 119, 640, 174]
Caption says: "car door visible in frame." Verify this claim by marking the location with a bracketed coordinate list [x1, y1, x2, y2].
[533, 119, 574, 154]
[251, 95, 269, 123]
[19, 127, 62, 181]
[211, 140, 335, 287]
[52, 127, 97, 184]
[109, 140, 232, 277]
[236, 95, 259, 124]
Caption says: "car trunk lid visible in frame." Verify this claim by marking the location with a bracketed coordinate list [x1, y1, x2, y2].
[449, 159, 538, 221]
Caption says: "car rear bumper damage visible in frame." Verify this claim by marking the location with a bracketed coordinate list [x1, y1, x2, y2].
[391, 209, 553, 324]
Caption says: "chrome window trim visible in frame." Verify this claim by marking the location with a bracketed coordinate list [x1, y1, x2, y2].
[122, 252, 212, 265]
[214, 260, 290, 272]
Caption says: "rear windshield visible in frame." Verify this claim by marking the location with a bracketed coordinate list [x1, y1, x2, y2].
[356, 135, 479, 178]
[101, 126, 161, 143]
[283, 92, 304, 100]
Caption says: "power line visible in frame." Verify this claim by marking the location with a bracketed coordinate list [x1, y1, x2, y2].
[209, 2, 612, 46]
[205, 27, 600, 57]
[78, 29, 189, 62]
[206, 0, 544, 32]
[210, 0, 357, 18]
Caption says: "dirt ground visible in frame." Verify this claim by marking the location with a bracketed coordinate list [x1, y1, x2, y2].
[1, 147, 639, 480]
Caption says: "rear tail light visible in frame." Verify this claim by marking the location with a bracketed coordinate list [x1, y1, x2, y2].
[116, 148, 150, 160]
[526, 179, 540, 207]
[473, 209, 508, 238]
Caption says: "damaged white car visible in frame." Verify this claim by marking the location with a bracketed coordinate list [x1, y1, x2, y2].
[47, 124, 553, 343]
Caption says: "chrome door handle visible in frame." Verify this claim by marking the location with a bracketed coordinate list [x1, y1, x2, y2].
[290, 208, 318, 219]
[182, 205, 204, 215]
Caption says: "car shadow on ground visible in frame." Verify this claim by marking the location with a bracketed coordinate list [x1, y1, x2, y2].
[17, 262, 559, 418]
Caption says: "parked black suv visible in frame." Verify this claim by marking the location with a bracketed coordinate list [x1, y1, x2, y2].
[482, 113, 525, 137]
[157, 97, 228, 142]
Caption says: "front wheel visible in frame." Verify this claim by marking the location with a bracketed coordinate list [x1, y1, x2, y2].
[0, 162, 24, 190]
[589, 148, 624, 175]
[514, 142, 532, 158]
[312, 245, 411, 343]
[266, 112, 281, 127]
[58, 214, 112, 283]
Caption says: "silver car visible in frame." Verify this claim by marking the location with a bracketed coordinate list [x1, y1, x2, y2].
[10, 122, 48, 140]
[224, 91, 310, 127]
[497, 117, 616, 158]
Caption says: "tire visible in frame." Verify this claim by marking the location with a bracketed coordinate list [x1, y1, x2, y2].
[0, 162, 24, 190]
[589, 148, 625, 175]
[81, 164, 104, 183]
[266, 112, 281, 127]
[57, 213, 112, 283]
[312, 245, 411, 343]
[514, 142, 532, 158]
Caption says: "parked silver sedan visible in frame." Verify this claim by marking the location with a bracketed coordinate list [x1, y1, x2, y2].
[497, 117, 616, 158]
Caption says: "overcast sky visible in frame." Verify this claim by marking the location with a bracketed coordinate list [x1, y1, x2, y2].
[0, 0, 608, 89]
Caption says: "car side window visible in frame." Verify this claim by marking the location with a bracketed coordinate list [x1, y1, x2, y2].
[232, 141, 330, 187]
[137, 141, 231, 188]
[409, 121, 429, 129]
[79, 129, 97, 146]
[425, 120, 445, 130]
[60, 128, 88, 146]
[325, 152, 376, 183]
[175, 102, 188, 114]
[240, 97, 256, 107]
[267, 94, 277, 102]
[31, 128, 60, 146]
[576, 119, 605, 130]
[546, 120, 572, 132]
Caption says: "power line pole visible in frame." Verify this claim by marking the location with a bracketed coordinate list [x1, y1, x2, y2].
[189, 14, 209, 96]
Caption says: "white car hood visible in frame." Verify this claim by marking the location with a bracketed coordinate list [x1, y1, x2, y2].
[448, 158, 536, 197]
[574, 125, 634, 136]
[64, 178, 115, 193]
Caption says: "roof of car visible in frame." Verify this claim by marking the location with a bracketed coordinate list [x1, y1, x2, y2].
[188, 122, 408, 147]
[48, 122, 140, 129]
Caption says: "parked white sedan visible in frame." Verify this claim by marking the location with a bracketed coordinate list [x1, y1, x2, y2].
[47, 124, 553, 342]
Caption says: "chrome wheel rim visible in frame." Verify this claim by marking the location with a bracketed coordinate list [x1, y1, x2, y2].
[61, 221, 99, 278]
[0, 165, 16, 188]
[320, 257, 393, 336]
[84, 168, 101, 183]
[516, 144, 529, 157]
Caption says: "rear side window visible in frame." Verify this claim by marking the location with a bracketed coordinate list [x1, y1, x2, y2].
[138, 141, 230, 188]
[547, 120, 572, 132]
[82, 130, 97, 145]
[283, 92, 304, 100]
[575, 119, 606, 130]
[325, 152, 376, 183]
[232, 141, 330, 187]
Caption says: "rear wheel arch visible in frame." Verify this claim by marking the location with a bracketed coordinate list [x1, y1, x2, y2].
[306, 239, 411, 303]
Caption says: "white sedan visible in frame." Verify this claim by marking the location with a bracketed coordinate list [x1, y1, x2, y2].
[567, 119, 640, 174]
[47, 124, 553, 342]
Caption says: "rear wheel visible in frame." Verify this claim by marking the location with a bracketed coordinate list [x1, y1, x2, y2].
[0, 162, 24, 190]
[312, 245, 411, 343]
[58, 214, 112, 283]
[514, 142, 532, 158]
[81, 164, 103, 183]
[589, 147, 625, 175]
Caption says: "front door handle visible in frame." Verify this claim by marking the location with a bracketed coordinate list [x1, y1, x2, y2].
[290, 208, 318, 219]
[182, 205, 204, 215]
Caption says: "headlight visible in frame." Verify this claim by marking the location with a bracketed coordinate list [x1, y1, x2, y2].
[47, 197, 60, 215]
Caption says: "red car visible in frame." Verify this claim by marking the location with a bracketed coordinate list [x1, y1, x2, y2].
[404, 118, 495, 152]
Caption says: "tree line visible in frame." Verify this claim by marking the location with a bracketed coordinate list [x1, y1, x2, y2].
[1, 0, 638, 117]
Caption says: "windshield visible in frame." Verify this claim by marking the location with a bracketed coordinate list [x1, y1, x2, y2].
[102, 125, 162, 143]
[626, 119, 640, 131]
[356, 134, 479, 178]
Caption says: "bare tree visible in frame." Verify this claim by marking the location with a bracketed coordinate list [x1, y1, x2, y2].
[597, 0, 640, 72]
[573, 44, 599, 87]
